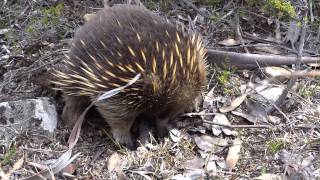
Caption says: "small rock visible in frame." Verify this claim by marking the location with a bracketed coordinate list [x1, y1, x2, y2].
[0, 54, 9, 61]
[205, 161, 217, 171]
[256, 86, 284, 103]
[0, 97, 57, 148]
[0, 28, 9, 35]
[107, 153, 121, 172]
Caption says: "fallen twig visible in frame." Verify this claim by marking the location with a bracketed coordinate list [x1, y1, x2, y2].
[203, 120, 272, 129]
[235, 8, 249, 53]
[206, 49, 320, 69]
[202, 120, 320, 129]
[179, 0, 212, 18]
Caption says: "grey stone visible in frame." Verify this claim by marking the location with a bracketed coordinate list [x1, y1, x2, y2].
[0, 97, 57, 147]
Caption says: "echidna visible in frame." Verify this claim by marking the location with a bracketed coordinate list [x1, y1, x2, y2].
[51, 4, 207, 148]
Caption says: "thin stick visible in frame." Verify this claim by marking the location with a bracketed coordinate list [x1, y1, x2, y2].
[202, 120, 272, 129]
[267, 10, 308, 114]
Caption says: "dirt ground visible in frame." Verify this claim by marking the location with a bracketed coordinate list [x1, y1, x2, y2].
[1, 0, 320, 179]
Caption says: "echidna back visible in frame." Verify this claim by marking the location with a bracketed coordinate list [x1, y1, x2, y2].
[53, 5, 207, 112]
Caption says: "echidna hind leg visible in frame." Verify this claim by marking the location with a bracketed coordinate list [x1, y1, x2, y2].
[136, 118, 156, 145]
[107, 118, 136, 149]
[95, 101, 137, 149]
[156, 117, 170, 138]
[111, 120, 135, 148]
[62, 95, 91, 128]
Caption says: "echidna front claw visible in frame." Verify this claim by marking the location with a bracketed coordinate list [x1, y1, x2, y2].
[112, 128, 134, 149]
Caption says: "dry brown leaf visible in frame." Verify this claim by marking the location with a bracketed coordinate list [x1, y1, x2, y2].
[264, 66, 291, 79]
[62, 164, 76, 175]
[231, 111, 258, 123]
[203, 87, 215, 109]
[182, 156, 205, 170]
[107, 153, 121, 172]
[219, 93, 247, 113]
[211, 114, 232, 136]
[13, 156, 24, 170]
[225, 138, 242, 170]
[194, 135, 228, 152]
[26, 161, 49, 171]
[24, 149, 80, 180]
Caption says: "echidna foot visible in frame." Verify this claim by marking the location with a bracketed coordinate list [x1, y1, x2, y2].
[112, 128, 134, 149]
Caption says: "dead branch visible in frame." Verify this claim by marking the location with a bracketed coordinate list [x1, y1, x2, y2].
[273, 70, 320, 79]
[206, 49, 320, 69]
[179, 0, 212, 18]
